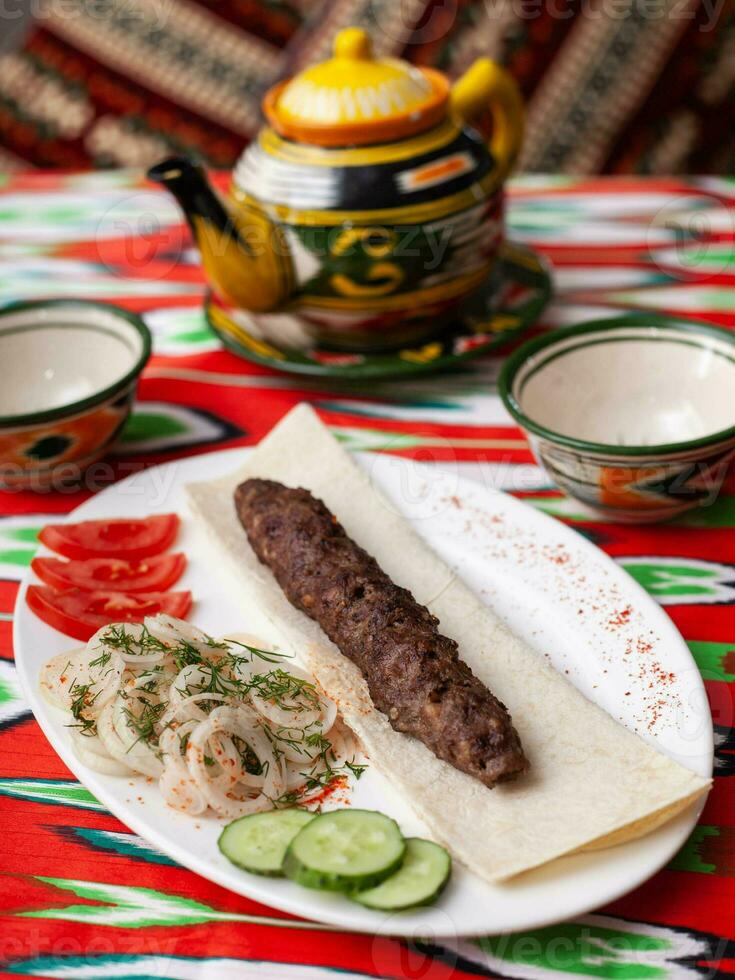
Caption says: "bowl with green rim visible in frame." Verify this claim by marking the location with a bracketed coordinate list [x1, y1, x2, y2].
[499, 314, 735, 523]
[0, 299, 151, 491]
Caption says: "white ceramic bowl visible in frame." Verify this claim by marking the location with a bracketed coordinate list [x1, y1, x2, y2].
[500, 315, 735, 522]
[0, 300, 151, 489]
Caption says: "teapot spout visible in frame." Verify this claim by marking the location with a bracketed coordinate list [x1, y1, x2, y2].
[147, 156, 292, 313]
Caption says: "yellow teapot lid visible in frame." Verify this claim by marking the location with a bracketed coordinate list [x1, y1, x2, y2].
[263, 28, 449, 147]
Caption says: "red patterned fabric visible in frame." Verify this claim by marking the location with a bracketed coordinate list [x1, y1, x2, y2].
[0, 0, 732, 172]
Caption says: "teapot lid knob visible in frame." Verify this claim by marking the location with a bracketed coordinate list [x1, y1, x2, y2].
[334, 27, 373, 60]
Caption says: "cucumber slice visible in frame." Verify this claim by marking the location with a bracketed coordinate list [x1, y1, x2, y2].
[218, 808, 315, 876]
[283, 809, 406, 892]
[354, 838, 451, 910]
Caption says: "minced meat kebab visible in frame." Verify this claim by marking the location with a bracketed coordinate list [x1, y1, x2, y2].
[235, 478, 529, 788]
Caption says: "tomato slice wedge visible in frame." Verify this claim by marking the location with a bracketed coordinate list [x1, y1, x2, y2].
[26, 586, 192, 641]
[38, 514, 179, 560]
[31, 553, 187, 594]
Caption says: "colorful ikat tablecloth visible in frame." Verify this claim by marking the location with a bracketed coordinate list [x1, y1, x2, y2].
[0, 171, 734, 979]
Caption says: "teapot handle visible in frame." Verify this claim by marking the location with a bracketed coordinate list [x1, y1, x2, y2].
[450, 59, 524, 180]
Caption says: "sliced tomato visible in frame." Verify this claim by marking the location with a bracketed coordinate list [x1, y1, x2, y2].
[31, 553, 187, 594]
[26, 586, 192, 642]
[38, 514, 179, 560]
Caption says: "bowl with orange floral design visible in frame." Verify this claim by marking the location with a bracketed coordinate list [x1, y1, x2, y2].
[499, 314, 735, 523]
[0, 300, 151, 490]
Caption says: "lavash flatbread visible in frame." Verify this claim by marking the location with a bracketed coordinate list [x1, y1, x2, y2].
[185, 404, 710, 882]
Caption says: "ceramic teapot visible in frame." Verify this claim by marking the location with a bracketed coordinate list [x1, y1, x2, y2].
[148, 27, 524, 352]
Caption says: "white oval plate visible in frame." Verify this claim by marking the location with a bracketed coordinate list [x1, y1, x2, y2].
[14, 448, 712, 938]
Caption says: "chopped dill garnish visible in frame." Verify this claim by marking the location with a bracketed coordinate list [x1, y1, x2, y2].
[67, 679, 99, 737]
[224, 639, 292, 664]
[345, 759, 367, 780]
[122, 697, 167, 752]
[232, 734, 264, 775]
[268, 726, 367, 808]
[248, 669, 321, 711]
[88, 648, 112, 670]
[170, 641, 205, 671]
[97, 623, 168, 658]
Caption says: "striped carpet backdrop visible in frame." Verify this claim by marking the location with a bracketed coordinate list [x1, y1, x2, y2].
[0, 170, 734, 979]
